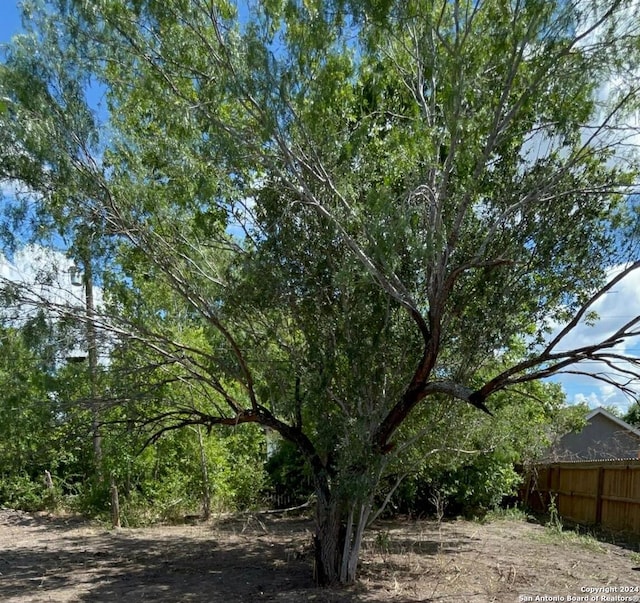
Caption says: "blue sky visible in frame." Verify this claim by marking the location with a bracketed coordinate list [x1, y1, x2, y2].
[0, 2, 21, 46]
[1, 1, 639, 413]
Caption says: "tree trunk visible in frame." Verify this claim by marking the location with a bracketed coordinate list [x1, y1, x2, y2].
[110, 475, 121, 528]
[314, 490, 372, 586]
[314, 498, 343, 585]
[83, 252, 103, 483]
[195, 425, 211, 520]
[345, 503, 369, 582]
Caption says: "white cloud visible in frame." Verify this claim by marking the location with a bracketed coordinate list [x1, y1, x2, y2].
[567, 387, 631, 415]
[572, 392, 602, 407]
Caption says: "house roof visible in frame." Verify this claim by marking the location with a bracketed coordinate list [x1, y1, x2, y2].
[586, 406, 640, 439]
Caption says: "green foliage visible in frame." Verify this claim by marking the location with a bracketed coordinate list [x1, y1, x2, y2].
[624, 402, 640, 426]
[0, 317, 267, 519]
[2, 0, 640, 585]
[265, 439, 314, 507]
[439, 456, 522, 516]
[386, 381, 577, 517]
[390, 450, 521, 518]
[481, 506, 533, 523]
[602, 405, 623, 418]
[546, 494, 564, 534]
[80, 420, 267, 521]
[0, 473, 53, 512]
[532, 505, 607, 553]
[221, 426, 269, 509]
[0, 326, 94, 508]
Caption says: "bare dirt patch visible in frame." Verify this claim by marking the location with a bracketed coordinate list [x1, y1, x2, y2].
[1, 508, 639, 602]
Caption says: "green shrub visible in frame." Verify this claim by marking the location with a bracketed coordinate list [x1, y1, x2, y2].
[0, 473, 51, 511]
[264, 439, 313, 507]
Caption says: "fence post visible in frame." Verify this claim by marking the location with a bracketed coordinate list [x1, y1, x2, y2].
[595, 466, 605, 525]
[546, 466, 555, 510]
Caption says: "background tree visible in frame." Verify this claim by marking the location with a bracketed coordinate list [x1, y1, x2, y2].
[0, 297, 268, 521]
[624, 402, 640, 426]
[0, 322, 83, 510]
[2, 0, 640, 586]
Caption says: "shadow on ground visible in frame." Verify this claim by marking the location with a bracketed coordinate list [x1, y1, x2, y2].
[5, 509, 640, 603]
[0, 511, 367, 602]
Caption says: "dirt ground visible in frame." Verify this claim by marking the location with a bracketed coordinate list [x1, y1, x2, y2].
[2, 508, 640, 602]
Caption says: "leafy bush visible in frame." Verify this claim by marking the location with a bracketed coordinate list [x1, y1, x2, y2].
[381, 383, 582, 519]
[0, 473, 52, 512]
[264, 439, 314, 508]
[387, 455, 522, 519]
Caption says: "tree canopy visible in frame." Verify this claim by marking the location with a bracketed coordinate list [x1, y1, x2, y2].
[2, 0, 640, 585]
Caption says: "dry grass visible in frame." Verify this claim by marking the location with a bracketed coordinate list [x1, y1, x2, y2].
[1, 508, 639, 602]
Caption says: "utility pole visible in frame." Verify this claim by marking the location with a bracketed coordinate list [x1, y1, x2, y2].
[83, 252, 103, 479]
[76, 249, 119, 527]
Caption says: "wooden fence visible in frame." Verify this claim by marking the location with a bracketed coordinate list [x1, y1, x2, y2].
[522, 459, 640, 534]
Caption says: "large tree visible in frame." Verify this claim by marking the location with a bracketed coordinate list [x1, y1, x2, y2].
[2, 0, 640, 585]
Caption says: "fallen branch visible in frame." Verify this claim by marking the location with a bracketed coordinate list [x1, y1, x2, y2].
[257, 497, 316, 516]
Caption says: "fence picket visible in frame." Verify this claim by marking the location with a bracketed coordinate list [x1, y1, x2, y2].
[521, 459, 640, 534]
